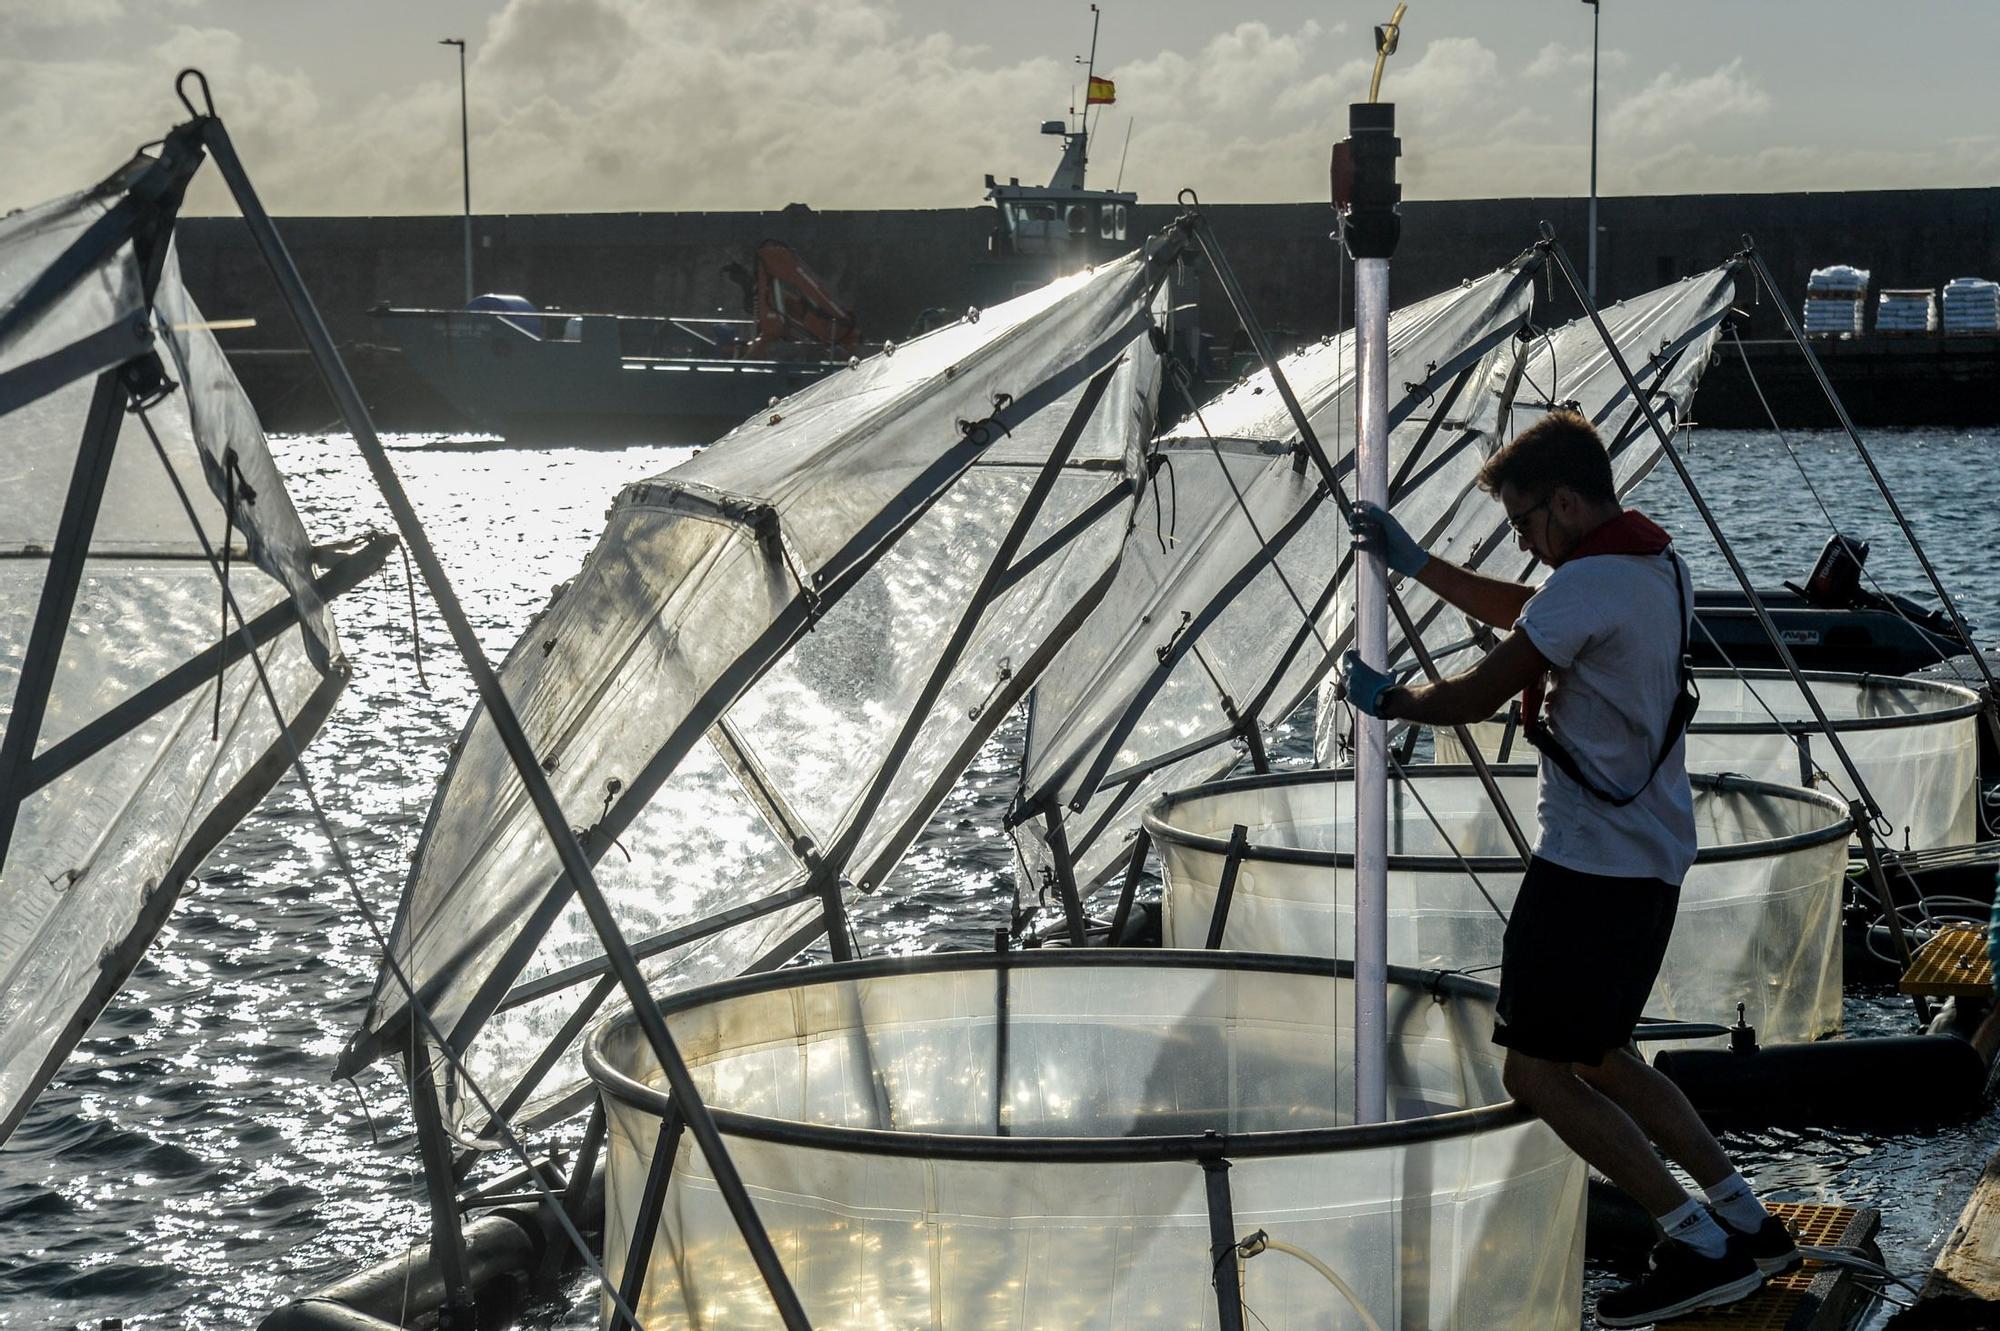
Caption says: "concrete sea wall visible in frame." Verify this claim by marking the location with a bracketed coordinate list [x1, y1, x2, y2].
[176, 188, 2000, 430]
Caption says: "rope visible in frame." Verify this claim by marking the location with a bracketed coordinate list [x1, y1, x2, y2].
[1166, 366, 1325, 645]
[1727, 324, 1949, 652]
[1513, 323, 1562, 411]
[1688, 612, 1872, 823]
[1385, 744, 1512, 927]
[128, 400, 646, 1329]
[1327, 692, 1512, 928]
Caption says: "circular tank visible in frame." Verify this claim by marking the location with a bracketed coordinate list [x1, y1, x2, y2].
[1434, 668, 1980, 852]
[1146, 767, 1852, 1047]
[587, 950, 1585, 1329]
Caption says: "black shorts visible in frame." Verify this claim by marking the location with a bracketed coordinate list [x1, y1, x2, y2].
[1492, 855, 1681, 1066]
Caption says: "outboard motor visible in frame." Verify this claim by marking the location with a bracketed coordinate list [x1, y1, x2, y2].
[1800, 532, 1869, 608]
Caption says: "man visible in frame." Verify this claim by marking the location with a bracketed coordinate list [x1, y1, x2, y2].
[1341, 410, 1797, 1327]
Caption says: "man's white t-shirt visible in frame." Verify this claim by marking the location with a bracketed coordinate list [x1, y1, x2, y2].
[1514, 550, 1698, 884]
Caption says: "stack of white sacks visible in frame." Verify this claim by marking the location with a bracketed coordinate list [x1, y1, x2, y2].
[1804, 265, 1869, 336]
[1943, 277, 2000, 335]
[1875, 288, 1938, 334]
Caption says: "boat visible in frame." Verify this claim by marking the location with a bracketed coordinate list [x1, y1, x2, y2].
[369, 239, 862, 442]
[371, 14, 1167, 449]
[973, 9, 1139, 307]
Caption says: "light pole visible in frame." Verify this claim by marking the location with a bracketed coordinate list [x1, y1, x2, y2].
[1582, 0, 1599, 303]
[440, 37, 472, 303]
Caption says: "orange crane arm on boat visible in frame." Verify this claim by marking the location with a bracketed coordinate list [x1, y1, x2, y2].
[741, 239, 860, 357]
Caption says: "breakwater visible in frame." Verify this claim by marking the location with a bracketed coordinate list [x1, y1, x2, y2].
[176, 187, 2000, 431]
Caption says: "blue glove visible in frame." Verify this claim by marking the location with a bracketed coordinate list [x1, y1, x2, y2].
[1349, 501, 1429, 577]
[1341, 649, 1398, 718]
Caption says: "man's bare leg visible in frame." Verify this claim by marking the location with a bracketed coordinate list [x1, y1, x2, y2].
[1575, 1045, 1733, 1189]
[1502, 1049, 1690, 1215]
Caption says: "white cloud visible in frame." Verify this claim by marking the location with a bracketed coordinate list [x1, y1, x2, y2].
[1618, 137, 2000, 195]
[0, 5, 1957, 217]
[1606, 58, 1769, 141]
[1, 0, 126, 28]
[1523, 42, 1630, 80]
[1390, 35, 1499, 124]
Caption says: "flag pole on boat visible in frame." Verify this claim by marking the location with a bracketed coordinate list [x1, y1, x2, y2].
[1336, 6, 1404, 1126]
[1076, 3, 1101, 170]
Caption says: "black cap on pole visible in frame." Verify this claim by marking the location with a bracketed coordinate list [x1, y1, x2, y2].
[1331, 102, 1401, 261]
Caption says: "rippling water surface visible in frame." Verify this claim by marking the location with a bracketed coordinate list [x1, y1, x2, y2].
[2, 428, 1996, 1330]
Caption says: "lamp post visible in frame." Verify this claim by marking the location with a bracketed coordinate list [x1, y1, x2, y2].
[440, 37, 472, 303]
[1582, 0, 1599, 303]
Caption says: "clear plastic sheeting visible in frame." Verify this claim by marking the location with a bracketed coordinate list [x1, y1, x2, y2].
[0, 176, 348, 1140]
[358, 250, 1174, 1133]
[1435, 669, 1981, 853]
[1315, 268, 1738, 766]
[1012, 259, 1539, 898]
[587, 952, 1585, 1330]
[1148, 768, 1851, 1047]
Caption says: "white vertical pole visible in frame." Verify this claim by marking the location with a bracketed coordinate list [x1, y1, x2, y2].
[1353, 256, 1390, 1126]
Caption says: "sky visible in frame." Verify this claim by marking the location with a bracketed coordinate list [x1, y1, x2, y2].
[2, 0, 1997, 217]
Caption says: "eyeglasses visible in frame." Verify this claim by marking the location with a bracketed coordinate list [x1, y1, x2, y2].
[1506, 495, 1553, 537]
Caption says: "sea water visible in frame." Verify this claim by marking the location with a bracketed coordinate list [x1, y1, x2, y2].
[1, 428, 1995, 1330]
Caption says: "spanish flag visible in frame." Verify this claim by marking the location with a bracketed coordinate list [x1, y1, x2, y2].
[1086, 76, 1116, 106]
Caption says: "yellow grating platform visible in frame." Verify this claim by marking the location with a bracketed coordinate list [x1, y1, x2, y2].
[1899, 924, 1995, 999]
[1658, 1203, 1860, 1331]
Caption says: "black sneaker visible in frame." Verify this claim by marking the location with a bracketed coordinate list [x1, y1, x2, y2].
[1713, 1207, 1803, 1277]
[1595, 1235, 1764, 1328]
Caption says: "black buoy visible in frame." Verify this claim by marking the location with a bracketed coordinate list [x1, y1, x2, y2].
[258, 1208, 541, 1331]
[1656, 1033, 1989, 1127]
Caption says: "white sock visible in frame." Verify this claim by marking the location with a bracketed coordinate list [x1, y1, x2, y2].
[1657, 1196, 1729, 1258]
[1704, 1171, 1768, 1233]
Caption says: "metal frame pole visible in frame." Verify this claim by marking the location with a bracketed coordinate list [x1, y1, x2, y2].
[1202, 825, 1251, 950]
[191, 111, 813, 1327]
[1852, 808, 1932, 1023]
[1043, 808, 1091, 945]
[612, 1108, 686, 1330]
[1186, 210, 1534, 866]
[1201, 1153, 1247, 1331]
[0, 371, 127, 871]
[1106, 827, 1151, 944]
[992, 928, 1011, 1136]
[537, 1100, 607, 1290]
[410, 1058, 477, 1326]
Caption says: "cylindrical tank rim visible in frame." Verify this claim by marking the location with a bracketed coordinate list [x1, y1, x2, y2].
[584, 949, 1533, 1161]
[1684, 668, 1982, 734]
[1141, 765, 1853, 870]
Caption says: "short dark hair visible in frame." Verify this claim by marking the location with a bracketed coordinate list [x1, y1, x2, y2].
[1477, 409, 1617, 504]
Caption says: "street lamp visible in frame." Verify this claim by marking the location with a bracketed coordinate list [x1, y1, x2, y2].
[1581, 0, 1599, 304]
[440, 37, 472, 303]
